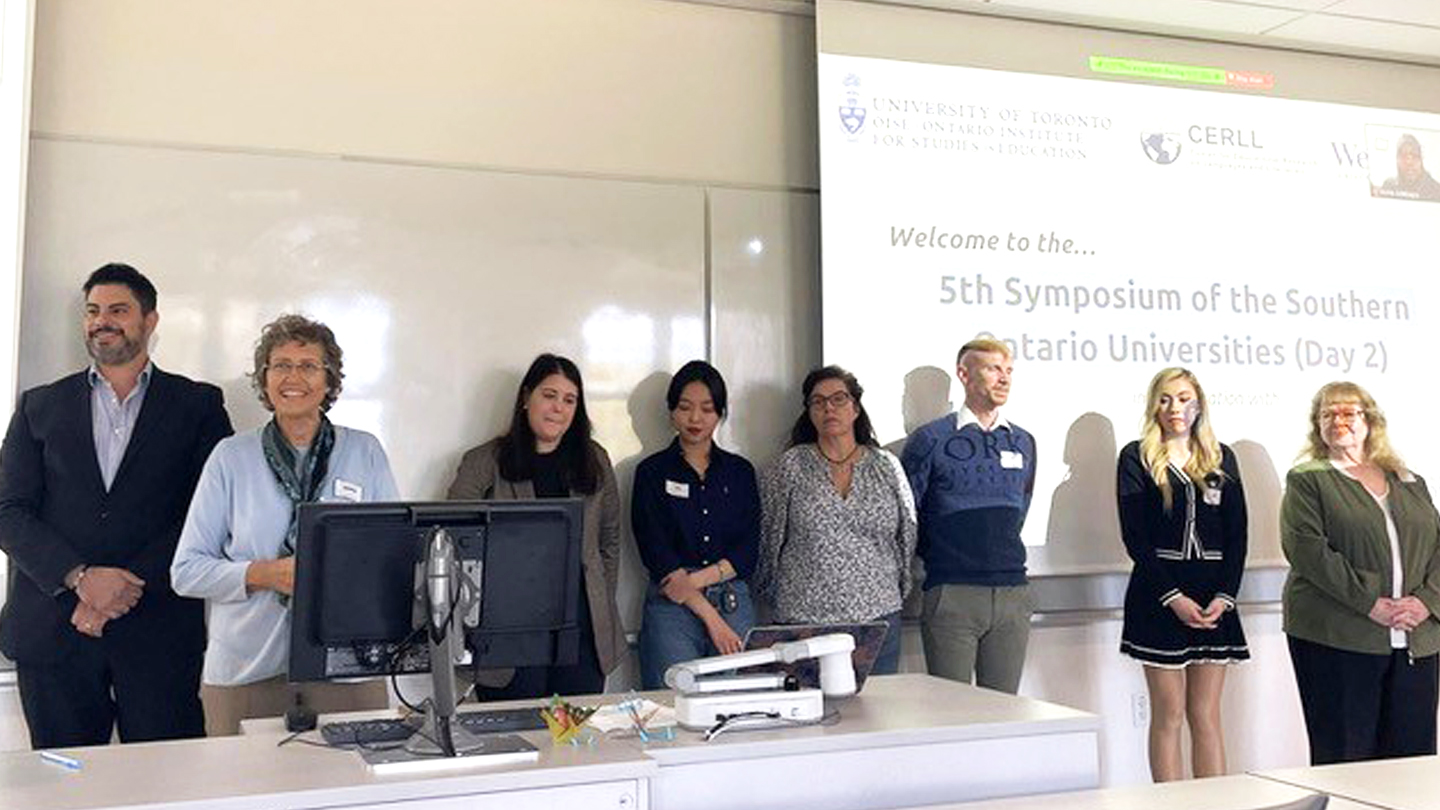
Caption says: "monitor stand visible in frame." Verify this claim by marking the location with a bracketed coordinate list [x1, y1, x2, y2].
[360, 729, 537, 774]
[357, 527, 540, 773]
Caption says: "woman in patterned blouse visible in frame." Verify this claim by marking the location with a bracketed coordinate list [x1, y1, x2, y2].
[755, 365, 918, 674]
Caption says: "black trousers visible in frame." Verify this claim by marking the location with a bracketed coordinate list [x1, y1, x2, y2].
[1288, 634, 1439, 765]
[16, 638, 205, 749]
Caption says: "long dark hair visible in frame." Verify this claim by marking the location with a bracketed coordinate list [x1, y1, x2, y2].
[497, 353, 601, 494]
[788, 365, 878, 448]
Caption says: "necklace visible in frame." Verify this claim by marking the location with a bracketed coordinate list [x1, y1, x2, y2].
[818, 442, 861, 466]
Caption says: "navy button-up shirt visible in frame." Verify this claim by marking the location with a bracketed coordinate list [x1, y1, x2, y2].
[631, 438, 760, 584]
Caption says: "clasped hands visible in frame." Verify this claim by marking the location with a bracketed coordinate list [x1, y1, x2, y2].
[1369, 596, 1431, 633]
[1168, 594, 1228, 630]
[70, 566, 145, 638]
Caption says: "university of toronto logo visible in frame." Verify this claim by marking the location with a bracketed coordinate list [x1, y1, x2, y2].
[840, 73, 866, 136]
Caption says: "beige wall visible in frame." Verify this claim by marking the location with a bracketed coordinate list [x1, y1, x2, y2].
[32, 0, 819, 190]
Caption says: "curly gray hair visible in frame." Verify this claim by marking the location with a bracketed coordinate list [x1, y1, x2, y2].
[249, 314, 344, 412]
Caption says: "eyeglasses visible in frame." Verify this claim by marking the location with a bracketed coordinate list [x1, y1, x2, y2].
[1320, 407, 1366, 424]
[266, 361, 327, 379]
[807, 391, 854, 411]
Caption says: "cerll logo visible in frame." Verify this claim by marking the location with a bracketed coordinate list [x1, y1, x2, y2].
[839, 73, 866, 138]
[1140, 131, 1183, 165]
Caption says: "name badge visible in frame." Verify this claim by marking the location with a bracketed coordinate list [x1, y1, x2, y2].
[665, 480, 690, 498]
[999, 450, 1024, 469]
[1203, 488, 1222, 506]
[334, 479, 363, 502]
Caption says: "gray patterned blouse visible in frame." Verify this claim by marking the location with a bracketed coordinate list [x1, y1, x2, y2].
[755, 444, 918, 623]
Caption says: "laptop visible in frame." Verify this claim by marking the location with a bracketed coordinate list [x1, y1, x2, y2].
[740, 621, 889, 693]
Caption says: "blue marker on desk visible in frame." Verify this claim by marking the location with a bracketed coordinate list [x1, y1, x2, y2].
[39, 750, 82, 771]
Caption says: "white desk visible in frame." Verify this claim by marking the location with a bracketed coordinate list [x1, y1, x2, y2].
[902, 774, 1375, 810]
[0, 674, 1098, 810]
[1256, 755, 1440, 810]
[642, 674, 1099, 810]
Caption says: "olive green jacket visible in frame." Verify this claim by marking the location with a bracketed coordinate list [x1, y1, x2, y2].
[1281, 460, 1440, 656]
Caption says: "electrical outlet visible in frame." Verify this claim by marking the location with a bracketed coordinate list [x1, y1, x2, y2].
[1131, 693, 1150, 727]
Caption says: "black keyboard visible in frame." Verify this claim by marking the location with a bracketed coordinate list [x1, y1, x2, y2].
[320, 707, 546, 747]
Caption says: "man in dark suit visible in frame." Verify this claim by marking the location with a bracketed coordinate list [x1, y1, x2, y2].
[0, 263, 232, 748]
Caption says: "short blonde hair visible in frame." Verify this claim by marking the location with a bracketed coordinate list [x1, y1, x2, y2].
[957, 337, 1012, 368]
[1302, 381, 1406, 475]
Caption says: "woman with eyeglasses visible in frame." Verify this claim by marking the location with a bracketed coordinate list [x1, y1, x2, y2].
[172, 314, 399, 735]
[1282, 381, 1440, 765]
[447, 353, 626, 699]
[754, 365, 917, 674]
[1117, 368, 1248, 782]
[632, 360, 761, 688]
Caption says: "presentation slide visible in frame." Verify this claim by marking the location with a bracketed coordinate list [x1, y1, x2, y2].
[819, 48, 1440, 569]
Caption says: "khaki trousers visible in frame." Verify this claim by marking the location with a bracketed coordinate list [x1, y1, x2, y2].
[920, 583, 1034, 694]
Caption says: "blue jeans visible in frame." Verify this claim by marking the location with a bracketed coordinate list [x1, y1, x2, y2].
[638, 580, 755, 690]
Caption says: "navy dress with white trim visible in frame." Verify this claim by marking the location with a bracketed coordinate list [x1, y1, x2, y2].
[1117, 440, 1250, 667]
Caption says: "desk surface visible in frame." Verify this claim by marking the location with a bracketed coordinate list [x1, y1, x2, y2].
[910, 774, 1374, 810]
[639, 673, 1097, 764]
[1257, 754, 1440, 810]
[0, 674, 1099, 810]
[0, 723, 652, 810]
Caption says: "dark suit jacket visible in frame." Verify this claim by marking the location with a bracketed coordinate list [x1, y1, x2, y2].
[0, 367, 232, 665]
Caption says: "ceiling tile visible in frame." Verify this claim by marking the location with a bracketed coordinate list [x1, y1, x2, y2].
[1326, 0, 1440, 27]
[1236, 0, 1339, 10]
[1267, 12, 1440, 56]
[986, 0, 1304, 34]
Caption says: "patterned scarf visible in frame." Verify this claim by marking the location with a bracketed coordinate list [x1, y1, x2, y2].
[261, 415, 336, 559]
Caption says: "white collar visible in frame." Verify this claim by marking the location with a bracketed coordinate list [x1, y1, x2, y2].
[956, 405, 1009, 431]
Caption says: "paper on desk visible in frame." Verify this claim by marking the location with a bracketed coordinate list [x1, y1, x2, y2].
[589, 699, 677, 734]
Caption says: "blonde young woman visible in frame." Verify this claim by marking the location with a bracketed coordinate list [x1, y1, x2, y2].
[1282, 382, 1440, 765]
[1117, 368, 1249, 781]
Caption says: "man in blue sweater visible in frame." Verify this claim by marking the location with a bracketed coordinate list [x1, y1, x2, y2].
[901, 338, 1036, 693]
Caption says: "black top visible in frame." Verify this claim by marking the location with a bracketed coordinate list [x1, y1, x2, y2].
[531, 450, 568, 499]
[630, 438, 760, 584]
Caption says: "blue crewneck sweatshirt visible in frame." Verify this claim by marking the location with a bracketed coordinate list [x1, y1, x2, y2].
[900, 411, 1036, 588]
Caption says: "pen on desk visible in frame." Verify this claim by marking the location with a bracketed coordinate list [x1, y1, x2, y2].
[39, 750, 82, 771]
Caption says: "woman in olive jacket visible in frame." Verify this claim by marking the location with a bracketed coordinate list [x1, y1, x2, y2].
[1281, 381, 1440, 765]
[448, 353, 627, 698]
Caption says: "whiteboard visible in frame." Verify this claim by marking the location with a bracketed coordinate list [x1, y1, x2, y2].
[21, 137, 724, 646]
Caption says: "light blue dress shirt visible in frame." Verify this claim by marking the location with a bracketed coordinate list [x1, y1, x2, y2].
[88, 361, 152, 490]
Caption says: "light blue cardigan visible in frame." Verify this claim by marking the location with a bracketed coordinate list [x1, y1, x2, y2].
[171, 425, 399, 686]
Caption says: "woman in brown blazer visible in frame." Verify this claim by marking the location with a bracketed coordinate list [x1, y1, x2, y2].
[447, 353, 626, 698]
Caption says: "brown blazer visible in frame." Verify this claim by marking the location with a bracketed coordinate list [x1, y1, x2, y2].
[446, 437, 627, 679]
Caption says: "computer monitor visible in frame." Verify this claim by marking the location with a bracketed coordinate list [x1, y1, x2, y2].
[288, 499, 584, 683]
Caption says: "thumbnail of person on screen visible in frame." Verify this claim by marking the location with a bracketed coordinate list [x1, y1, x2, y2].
[1281, 382, 1440, 765]
[755, 365, 917, 675]
[631, 360, 761, 689]
[1376, 134, 1440, 202]
[447, 353, 627, 699]
[0, 263, 232, 749]
[901, 338, 1035, 694]
[171, 314, 400, 736]
[1116, 368, 1249, 782]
